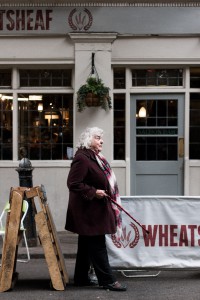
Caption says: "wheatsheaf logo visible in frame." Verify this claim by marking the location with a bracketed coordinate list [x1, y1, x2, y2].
[112, 224, 200, 249]
[68, 8, 93, 31]
[111, 222, 140, 249]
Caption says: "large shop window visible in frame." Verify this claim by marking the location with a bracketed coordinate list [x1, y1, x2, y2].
[132, 69, 183, 87]
[0, 68, 74, 161]
[18, 93, 73, 160]
[114, 94, 125, 160]
[190, 93, 200, 159]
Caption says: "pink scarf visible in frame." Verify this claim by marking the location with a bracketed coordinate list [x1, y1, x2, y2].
[95, 153, 122, 238]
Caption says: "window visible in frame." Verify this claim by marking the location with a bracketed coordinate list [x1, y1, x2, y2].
[136, 99, 178, 127]
[189, 93, 200, 159]
[0, 69, 12, 87]
[136, 99, 178, 161]
[0, 70, 12, 160]
[114, 94, 125, 160]
[132, 69, 183, 87]
[0, 68, 73, 161]
[190, 68, 200, 88]
[0, 94, 12, 160]
[113, 68, 126, 89]
[20, 69, 72, 87]
[18, 94, 73, 160]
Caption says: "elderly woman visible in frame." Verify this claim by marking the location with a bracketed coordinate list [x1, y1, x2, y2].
[65, 127, 126, 291]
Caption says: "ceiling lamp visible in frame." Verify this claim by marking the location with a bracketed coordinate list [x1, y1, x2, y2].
[138, 106, 146, 118]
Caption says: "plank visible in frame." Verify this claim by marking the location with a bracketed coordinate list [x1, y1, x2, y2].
[45, 204, 69, 284]
[35, 211, 65, 291]
[0, 189, 23, 292]
[25, 187, 40, 199]
[36, 185, 69, 284]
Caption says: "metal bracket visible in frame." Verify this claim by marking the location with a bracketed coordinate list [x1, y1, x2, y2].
[119, 270, 161, 278]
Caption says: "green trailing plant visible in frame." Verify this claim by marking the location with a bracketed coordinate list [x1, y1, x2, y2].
[77, 77, 112, 112]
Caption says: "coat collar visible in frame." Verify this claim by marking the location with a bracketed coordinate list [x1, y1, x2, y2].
[76, 148, 97, 161]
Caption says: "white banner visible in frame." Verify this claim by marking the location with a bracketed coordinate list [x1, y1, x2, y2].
[106, 196, 200, 269]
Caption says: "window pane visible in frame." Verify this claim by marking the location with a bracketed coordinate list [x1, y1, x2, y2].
[137, 137, 177, 161]
[113, 68, 126, 89]
[136, 99, 177, 127]
[0, 70, 12, 87]
[0, 94, 13, 160]
[18, 94, 73, 160]
[190, 68, 200, 88]
[190, 93, 200, 159]
[114, 94, 125, 160]
[20, 69, 72, 87]
[136, 98, 178, 161]
[132, 69, 183, 87]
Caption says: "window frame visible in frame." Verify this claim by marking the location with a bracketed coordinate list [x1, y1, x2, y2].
[0, 66, 74, 164]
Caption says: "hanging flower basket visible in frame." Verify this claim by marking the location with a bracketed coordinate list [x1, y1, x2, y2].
[77, 77, 112, 112]
[85, 92, 100, 107]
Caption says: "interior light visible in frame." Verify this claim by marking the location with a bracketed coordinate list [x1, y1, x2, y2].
[138, 107, 146, 118]
[18, 97, 29, 101]
[2, 95, 13, 100]
[38, 103, 43, 112]
[29, 95, 43, 101]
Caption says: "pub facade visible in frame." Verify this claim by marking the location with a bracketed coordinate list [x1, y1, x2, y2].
[0, 0, 200, 229]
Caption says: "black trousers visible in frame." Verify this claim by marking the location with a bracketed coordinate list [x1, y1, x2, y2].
[74, 235, 116, 286]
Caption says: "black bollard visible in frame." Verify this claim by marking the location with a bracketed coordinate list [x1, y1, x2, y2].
[16, 147, 37, 247]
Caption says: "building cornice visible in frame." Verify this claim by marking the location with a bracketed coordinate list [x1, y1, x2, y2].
[1, 1, 200, 7]
[69, 32, 117, 43]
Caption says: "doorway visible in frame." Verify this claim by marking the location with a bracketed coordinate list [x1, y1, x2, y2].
[130, 94, 184, 195]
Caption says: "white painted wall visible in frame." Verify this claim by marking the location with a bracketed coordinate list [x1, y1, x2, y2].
[112, 36, 200, 62]
[188, 162, 200, 196]
[0, 36, 74, 62]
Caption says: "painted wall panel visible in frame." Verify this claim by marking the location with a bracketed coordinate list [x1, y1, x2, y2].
[112, 37, 200, 60]
[0, 7, 200, 35]
[0, 37, 74, 60]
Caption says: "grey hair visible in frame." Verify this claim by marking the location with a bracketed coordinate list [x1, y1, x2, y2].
[77, 127, 104, 149]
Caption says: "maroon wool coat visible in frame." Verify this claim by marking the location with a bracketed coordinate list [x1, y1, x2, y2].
[65, 148, 117, 236]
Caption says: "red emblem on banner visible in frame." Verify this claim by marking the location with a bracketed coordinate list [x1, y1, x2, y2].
[111, 222, 140, 249]
[68, 8, 93, 31]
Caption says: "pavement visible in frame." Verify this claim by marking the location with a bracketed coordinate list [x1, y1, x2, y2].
[0, 231, 78, 260]
[2, 232, 200, 300]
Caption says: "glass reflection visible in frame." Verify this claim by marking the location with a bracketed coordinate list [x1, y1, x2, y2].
[0, 94, 12, 160]
[18, 93, 73, 160]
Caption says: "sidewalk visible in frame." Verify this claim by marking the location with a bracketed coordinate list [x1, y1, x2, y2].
[0, 231, 78, 259]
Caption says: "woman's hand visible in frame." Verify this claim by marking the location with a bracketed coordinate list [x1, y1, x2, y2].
[96, 189, 108, 199]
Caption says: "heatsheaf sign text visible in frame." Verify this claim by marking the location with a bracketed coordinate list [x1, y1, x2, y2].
[0, 10, 53, 30]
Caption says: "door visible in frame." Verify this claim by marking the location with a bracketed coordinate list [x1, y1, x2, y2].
[130, 94, 184, 195]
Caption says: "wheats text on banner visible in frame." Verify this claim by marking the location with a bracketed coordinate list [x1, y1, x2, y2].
[143, 224, 200, 247]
